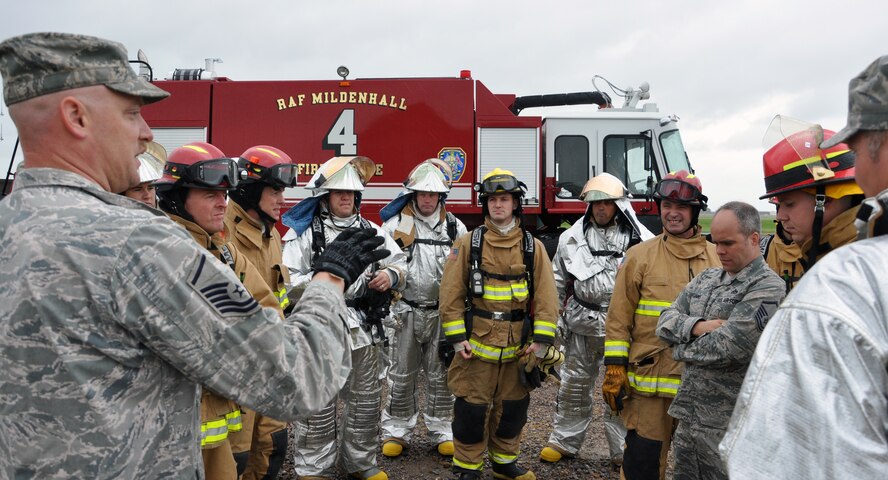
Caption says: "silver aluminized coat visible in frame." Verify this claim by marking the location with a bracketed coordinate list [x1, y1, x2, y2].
[720, 188, 888, 480]
[0, 169, 352, 479]
[281, 213, 406, 476]
[282, 215, 406, 350]
[380, 207, 467, 444]
[547, 217, 633, 458]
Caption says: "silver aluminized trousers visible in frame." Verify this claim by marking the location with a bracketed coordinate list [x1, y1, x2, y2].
[292, 343, 382, 477]
[381, 306, 454, 444]
[547, 330, 626, 460]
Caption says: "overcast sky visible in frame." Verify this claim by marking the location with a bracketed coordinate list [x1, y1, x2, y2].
[1, 0, 886, 210]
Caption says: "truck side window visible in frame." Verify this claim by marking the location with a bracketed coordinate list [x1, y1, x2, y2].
[604, 135, 654, 196]
[554, 135, 589, 199]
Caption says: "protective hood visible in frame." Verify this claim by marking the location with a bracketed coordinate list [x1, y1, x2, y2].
[584, 196, 654, 242]
[380, 190, 412, 222]
[281, 193, 325, 235]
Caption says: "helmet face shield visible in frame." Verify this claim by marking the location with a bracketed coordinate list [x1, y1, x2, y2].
[404, 160, 451, 193]
[188, 158, 241, 189]
[655, 178, 702, 203]
[760, 115, 856, 199]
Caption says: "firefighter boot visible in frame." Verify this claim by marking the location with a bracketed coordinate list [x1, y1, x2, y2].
[348, 467, 388, 480]
[539, 445, 566, 463]
[491, 462, 536, 480]
[437, 441, 455, 456]
[381, 439, 404, 458]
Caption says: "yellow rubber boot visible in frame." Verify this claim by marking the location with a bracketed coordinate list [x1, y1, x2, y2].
[381, 440, 404, 458]
[437, 440, 454, 456]
[349, 467, 388, 480]
[539, 446, 563, 463]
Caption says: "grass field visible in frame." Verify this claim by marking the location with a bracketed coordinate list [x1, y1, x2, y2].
[698, 212, 776, 235]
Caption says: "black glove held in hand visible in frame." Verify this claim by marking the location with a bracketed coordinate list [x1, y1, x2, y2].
[313, 228, 389, 289]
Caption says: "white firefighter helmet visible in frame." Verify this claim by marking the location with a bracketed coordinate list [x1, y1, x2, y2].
[579, 172, 629, 202]
[306, 156, 375, 193]
[137, 141, 167, 183]
[404, 158, 452, 193]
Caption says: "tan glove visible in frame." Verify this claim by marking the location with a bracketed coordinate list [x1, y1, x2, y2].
[602, 364, 630, 412]
[537, 345, 565, 378]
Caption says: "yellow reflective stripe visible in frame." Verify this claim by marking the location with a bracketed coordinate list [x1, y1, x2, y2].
[489, 449, 519, 464]
[482, 280, 528, 301]
[200, 417, 230, 447]
[453, 457, 484, 471]
[533, 320, 557, 338]
[628, 372, 681, 395]
[510, 281, 528, 300]
[482, 284, 514, 301]
[276, 287, 289, 309]
[635, 299, 672, 317]
[469, 339, 518, 361]
[443, 319, 467, 336]
[783, 149, 850, 171]
[226, 409, 243, 433]
[604, 340, 630, 358]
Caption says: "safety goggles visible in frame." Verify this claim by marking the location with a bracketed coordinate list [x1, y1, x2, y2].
[264, 163, 298, 187]
[188, 158, 241, 188]
[241, 159, 298, 188]
[477, 174, 525, 194]
[655, 179, 703, 203]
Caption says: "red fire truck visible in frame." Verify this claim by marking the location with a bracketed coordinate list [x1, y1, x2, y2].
[3, 61, 696, 245]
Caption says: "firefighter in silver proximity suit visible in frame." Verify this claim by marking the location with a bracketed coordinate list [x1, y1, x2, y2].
[540, 173, 653, 467]
[281, 156, 407, 480]
[379, 159, 468, 458]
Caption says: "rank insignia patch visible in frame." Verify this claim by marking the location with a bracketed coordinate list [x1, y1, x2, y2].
[754, 301, 779, 332]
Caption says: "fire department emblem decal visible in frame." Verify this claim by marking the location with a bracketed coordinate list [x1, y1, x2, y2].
[438, 148, 467, 182]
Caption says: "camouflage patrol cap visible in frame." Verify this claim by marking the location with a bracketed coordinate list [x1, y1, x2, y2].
[0, 32, 169, 106]
[822, 55, 888, 148]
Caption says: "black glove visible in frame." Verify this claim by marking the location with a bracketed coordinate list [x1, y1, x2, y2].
[518, 353, 543, 390]
[313, 228, 389, 289]
[438, 340, 456, 368]
[519, 362, 543, 390]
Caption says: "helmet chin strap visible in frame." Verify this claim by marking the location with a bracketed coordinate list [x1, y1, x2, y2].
[158, 187, 196, 224]
[804, 185, 827, 270]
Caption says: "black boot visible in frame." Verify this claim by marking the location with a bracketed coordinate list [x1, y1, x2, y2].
[491, 462, 536, 480]
[457, 473, 481, 480]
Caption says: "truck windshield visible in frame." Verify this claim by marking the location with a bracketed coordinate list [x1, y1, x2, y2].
[660, 129, 691, 173]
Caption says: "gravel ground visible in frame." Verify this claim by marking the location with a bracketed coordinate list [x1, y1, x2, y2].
[278, 371, 648, 480]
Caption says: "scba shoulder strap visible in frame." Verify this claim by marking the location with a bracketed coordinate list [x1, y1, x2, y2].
[468, 227, 535, 301]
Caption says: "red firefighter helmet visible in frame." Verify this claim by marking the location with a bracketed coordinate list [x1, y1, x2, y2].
[155, 142, 240, 192]
[652, 170, 707, 208]
[238, 145, 298, 188]
[760, 115, 858, 199]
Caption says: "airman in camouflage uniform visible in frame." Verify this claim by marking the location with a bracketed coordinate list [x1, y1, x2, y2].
[656, 202, 785, 480]
[0, 32, 387, 479]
